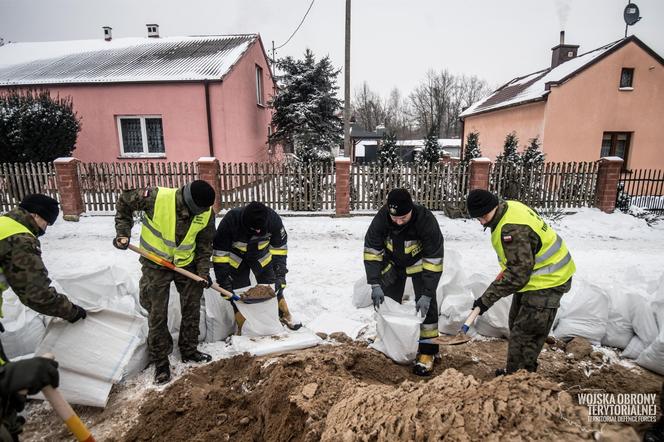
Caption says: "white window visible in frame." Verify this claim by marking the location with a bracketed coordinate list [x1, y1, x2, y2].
[117, 116, 166, 157]
[256, 65, 264, 106]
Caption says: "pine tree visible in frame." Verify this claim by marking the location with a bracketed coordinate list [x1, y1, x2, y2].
[269, 49, 343, 165]
[378, 132, 401, 166]
[522, 136, 545, 167]
[495, 131, 521, 165]
[0, 89, 81, 162]
[417, 131, 441, 165]
[462, 131, 482, 164]
[495, 131, 521, 199]
[521, 136, 546, 202]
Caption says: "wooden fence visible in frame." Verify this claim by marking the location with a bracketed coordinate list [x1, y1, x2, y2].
[618, 169, 664, 212]
[77, 162, 198, 212]
[350, 163, 469, 212]
[489, 161, 599, 211]
[219, 162, 336, 211]
[0, 162, 58, 212]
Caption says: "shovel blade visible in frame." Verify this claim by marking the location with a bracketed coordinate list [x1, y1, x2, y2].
[420, 333, 472, 346]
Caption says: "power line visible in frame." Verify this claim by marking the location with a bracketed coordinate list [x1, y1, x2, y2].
[274, 0, 316, 50]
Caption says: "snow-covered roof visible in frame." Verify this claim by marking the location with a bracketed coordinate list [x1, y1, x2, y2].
[460, 36, 658, 118]
[0, 34, 257, 85]
[357, 138, 461, 148]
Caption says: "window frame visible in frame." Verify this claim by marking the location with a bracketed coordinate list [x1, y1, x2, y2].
[255, 65, 265, 106]
[600, 131, 631, 169]
[619, 67, 634, 90]
[116, 115, 166, 158]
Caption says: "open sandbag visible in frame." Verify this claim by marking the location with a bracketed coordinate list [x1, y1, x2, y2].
[352, 276, 372, 308]
[0, 290, 47, 359]
[553, 279, 609, 344]
[235, 295, 283, 337]
[370, 297, 423, 364]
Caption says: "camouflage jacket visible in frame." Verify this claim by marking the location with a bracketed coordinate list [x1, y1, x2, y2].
[114, 187, 215, 276]
[0, 208, 78, 320]
[479, 201, 543, 308]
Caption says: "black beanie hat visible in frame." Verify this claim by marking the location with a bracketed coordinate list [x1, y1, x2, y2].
[466, 189, 499, 218]
[183, 180, 215, 214]
[19, 194, 60, 225]
[242, 201, 268, 230]
[387, 188, 414, 216]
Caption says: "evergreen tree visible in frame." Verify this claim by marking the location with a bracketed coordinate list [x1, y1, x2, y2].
[495, 131, 521, 199]
[522, 136, 545, 167]
[521, 136, 546, 202]
[269, 49, 343, 164]
[495, 131, 521, 165]
[417, 131, 441, 165]
[0, 89, 81, 162]
[377, 132, 401, 166]
[462, 131, 482, 164]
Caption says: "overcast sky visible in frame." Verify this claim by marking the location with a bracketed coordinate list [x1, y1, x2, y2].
[1, 0, 662, 98]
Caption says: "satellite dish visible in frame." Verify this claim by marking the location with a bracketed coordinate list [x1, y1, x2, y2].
[624, 3, 641, 26]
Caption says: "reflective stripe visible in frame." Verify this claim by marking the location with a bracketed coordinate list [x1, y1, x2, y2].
[404, 240, 422, 255]
[232, 241, 248, 252]
[258, 240, 270, 250]
[141, 216, 177, 248]
[381, 263, 393, 274]
[229, 253, 242, 269]
[535, 234, 563, 264]
[270, 245, 288, 256]
[176, 243, 194, 251]
[258, 252, 272, 268]
[422, 257, 443, 272]
[140, 237, 172, 260]
[385, 239, 393, 252]
[406, 260, 423, 275]
[532, 252, 572, 276]
[212, 256, 230, 263]
[0, 271, 8, 291]
[213, 250, 230, 257]
[420, 324, 439, 338]
[364, 247, 384, 262]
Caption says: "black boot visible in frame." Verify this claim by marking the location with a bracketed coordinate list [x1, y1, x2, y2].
[182, 351, 212, 364]
[495, 368, 507, 377]
[154, 362, 171, 385]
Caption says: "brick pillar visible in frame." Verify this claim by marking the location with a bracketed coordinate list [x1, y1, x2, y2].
[595, 156, 624, 213]
[335, 157, 351, 217]
[197, 157, 222, 214]
[468, 157, 492, 191]
[53, 157, 85, 221]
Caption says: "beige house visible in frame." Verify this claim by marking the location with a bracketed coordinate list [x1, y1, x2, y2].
[460, 34, 664, 170]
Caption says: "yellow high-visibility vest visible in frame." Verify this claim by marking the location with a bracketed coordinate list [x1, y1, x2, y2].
[491, 201, 575, 292]
[140, 187, 211, 267]
[0, 216, 35, 320]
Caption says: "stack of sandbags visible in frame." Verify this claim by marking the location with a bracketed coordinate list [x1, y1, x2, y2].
[634, 275, 664, 374]
[0, 290, 47, 359]
[601, 285, 635, 349]
[552, 279, 609, 345]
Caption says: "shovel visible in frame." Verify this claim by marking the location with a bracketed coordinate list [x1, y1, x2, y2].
[420, 307, 480, 346]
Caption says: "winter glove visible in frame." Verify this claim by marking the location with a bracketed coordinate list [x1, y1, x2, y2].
[371, 285, 385, 311]
[67, 304, 87, 323]
[0, 358, 59, 412]
[197, 274, 213, 289]
[472, 298, 489, 315]
[112, 236, 129, 250]
[415, 295, 431, 319]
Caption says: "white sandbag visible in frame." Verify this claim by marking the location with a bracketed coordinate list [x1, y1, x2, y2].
[370, 297, 423, 364]
[601, 290, 634, 349]
[352, 276, 372, 308]
[622, 335, 646, 359]
[436, 249, 466, 313]
[0, 290, 47, 359]
[553, 280, 609, 344]
[307, 312, 367, 339]
[230, 329, 322, 356]
[202, 289, 235, 342]
[637, 336, 664, 375]
[235, 296, 283, 337]
[438, 292, 474, 336]
[631, 294, 659, 346]
[34, 309, 147, 407]
[476, 295, 512, 339]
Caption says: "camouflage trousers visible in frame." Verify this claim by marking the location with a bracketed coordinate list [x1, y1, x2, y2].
[506, 277, 573, 373]
[139, 265, 203, 364]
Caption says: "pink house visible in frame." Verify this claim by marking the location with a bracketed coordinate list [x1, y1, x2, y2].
[0, 26, 276, 163]
[460, 34, 664, 171]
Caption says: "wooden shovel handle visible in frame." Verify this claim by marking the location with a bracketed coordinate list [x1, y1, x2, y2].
[127, 244, 239, 301]
[460, 307, 481, 334]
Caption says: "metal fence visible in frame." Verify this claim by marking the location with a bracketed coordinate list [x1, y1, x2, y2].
[618, 169, 664, 212]
[0, 162, 58, 213]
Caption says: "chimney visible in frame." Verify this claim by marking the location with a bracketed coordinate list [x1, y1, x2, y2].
[103, 26, 112, 42]
[550, 30, 579, 68]
[146, 24, 160, 38]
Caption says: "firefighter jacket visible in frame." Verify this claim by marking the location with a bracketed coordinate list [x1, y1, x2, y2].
[363, 204, 444, 299]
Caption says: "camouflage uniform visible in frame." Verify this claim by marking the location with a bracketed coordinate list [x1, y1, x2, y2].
[479, 201, 572, 373]
[115, 188, 214, 364]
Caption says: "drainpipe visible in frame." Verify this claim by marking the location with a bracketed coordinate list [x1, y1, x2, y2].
[204, 80, 214, 157]
[459, 118, 465, 162]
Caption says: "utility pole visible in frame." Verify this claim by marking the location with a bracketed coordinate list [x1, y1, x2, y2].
[343, 0, 351, 158]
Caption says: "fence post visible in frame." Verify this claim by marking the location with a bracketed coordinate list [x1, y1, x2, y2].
[53, 157, 85, 221]
[335, 157, 351, 216]
[595, 156, 624, 213]
[197, 157, 222, 214]
[469, 157, 492, 191]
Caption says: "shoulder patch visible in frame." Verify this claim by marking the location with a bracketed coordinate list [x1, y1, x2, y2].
[502, 235, 513, 243]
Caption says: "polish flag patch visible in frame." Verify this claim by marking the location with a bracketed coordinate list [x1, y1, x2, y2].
[502, 235, 513, 243]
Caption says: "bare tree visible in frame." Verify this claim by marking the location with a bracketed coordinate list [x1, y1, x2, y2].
[384, 88, 416, 139]
[351, 82, 387, 132]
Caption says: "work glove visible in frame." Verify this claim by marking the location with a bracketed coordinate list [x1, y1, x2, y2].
[112, 236, 129, 250]
[0, 358, 59, 411]
[274, 276, 287, 295]
[472, 297, 489, 315]
[197, 274, 213, 289]
[67, 304, 87, 323]
[371, 285, 384, 311]
[415, 295, 431, 319]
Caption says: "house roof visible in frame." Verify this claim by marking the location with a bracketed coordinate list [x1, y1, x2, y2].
[460, 36, 663, 118]
[0, 34, 258, 85]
